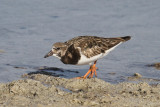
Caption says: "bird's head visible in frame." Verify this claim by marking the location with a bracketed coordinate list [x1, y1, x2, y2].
[44, 42, 67, 59]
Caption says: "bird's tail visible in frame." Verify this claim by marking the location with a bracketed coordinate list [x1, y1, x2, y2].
[121, 36, 131, 42]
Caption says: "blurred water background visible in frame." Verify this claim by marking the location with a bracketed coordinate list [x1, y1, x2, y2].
[0, 0, 160, 83]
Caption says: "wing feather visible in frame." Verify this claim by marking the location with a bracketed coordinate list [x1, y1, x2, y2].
[65, 36, 127, 58]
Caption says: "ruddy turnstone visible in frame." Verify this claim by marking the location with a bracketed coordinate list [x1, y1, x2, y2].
[44, 36, 131, 79]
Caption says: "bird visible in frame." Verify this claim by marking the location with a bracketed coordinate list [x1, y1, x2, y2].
[44, 36, 131, 79]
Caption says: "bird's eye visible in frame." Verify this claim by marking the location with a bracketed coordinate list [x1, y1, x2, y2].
[56, 47, 60, 50]
[53, 47, 60, 50]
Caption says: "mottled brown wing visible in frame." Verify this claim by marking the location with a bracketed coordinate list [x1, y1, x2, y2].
[65, 36, 126, 58]
[65, 36, 88, 45]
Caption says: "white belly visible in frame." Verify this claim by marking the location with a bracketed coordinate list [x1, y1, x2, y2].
[77, 42, 122, 65]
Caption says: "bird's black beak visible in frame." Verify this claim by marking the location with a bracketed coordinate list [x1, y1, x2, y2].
[44, 50, 53, 58]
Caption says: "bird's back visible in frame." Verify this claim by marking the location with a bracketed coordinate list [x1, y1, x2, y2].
[65, 36, 131, 58]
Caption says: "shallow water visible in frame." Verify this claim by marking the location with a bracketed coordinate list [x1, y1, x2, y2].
[0, 0, 160, 83]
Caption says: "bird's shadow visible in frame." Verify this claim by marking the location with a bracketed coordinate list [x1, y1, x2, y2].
[6, 64, 80, 78]
[27, 66, 79, 77]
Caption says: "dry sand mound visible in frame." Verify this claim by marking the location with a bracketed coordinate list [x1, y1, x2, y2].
[0, 74, 160, 107]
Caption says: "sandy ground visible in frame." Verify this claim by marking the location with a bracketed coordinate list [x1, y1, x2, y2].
[0, 73, 160, 107]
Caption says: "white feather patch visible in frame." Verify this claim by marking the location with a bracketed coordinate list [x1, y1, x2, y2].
[53, 54, 61, 59]
[77, 42, 122, 65]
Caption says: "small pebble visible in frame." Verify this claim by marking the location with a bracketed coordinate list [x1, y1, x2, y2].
[134, 73, 142, 78]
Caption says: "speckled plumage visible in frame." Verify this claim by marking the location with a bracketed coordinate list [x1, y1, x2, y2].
[65, 36, 130, 58]
[44, 36, 131, 65]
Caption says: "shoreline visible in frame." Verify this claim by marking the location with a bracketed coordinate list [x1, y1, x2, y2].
[0, 73, 160, 107]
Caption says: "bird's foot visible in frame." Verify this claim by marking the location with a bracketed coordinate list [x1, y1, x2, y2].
[74, 64, 98, 79]
[73, 76, 85, 79]
[73, 69, 91, 79]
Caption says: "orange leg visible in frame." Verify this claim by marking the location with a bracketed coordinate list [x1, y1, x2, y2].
[74, 61, 98, 79]
[88, 61, 97, 78]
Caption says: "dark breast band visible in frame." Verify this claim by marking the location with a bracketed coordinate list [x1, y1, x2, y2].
[61, 44, 81, 65]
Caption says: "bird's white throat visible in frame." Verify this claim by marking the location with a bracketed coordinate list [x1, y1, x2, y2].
[53, 54, 61, 59]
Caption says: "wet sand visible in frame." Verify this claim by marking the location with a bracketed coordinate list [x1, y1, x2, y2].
[0, 73, 160, 107]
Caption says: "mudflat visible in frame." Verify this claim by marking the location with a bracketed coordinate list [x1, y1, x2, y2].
[0, 73, 160, 107]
